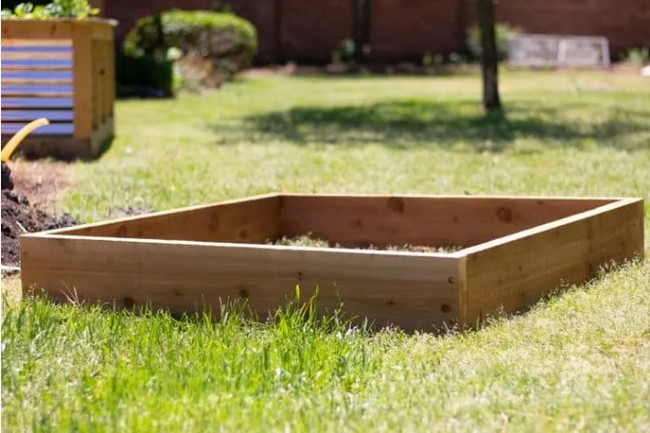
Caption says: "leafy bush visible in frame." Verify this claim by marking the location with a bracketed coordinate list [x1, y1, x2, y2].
[467, 23, 522, 61]
[331, 39, 355, 64]
[421, 53, 444, 67]
[115, 53, 174, 98]
[1, 0, 98, 19]
[623, 46, 650, 66]
[448, 52, 470, 65]
[124, 10, 257, 87]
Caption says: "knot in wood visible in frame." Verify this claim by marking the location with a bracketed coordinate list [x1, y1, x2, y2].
[496, 206, 512, 222]
[387, 197, 404, 213]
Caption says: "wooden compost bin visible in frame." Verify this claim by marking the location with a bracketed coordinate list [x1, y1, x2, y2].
[1, 19, 116, 160]
[20, 195, 644, 331]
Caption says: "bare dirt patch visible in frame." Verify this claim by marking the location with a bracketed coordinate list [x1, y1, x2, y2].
[1, 161, 77, 267]
[9, 159, 70, 211]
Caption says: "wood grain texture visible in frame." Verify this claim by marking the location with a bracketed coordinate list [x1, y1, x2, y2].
[2, 85, 73, 97]
[280, 194, 615, 248]
[60, 194, 283, 243]
[1, 52, 72, 60]
[72, 23, 92, 139]
[21, 235, 460, 332]
[19, 195, 643, 332]
[100, 40, 111, 123]
[459, 198, 644, 324]
[1, 39, 72, 46]
[1, 75, 73, 84]
[1, 20, 116, 159]
[1, 135, 89, 160]
[92, 40, 101, 128]
[1, 20, 73, 40]
[106, 38, 115, 117]
[89, 117, 113, 156]
[90, 20, 116, 40]
[1, 96, 74, 108]
[1, 110, 74, 121]
[1, 20, 116, 41]
[1, 123, 73, 135]
[2, 124, 112, 159]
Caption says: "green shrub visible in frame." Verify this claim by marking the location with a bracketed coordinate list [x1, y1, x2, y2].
[623, 46, 650, 66]
[115, 53, 174, 98]
[467, 23, 522, 61]
[1, 0, 98, 19]
[124, 10, 257, 87]
[331, 39, 355, 64]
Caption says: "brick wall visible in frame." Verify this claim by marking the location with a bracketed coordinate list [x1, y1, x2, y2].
[104, 0, 650, 63]
[493, 0, 650, 57]
[277, 0, 350, 62]
[370, 0, 465, 61]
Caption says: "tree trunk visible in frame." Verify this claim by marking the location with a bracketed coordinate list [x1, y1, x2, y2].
[351, 0, 371, 64]
[152, 13, 166, 60]
[273, 0, 284, 63]
[476, 0, 502, 110]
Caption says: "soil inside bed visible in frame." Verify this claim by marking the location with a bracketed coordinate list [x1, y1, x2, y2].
[269, 234, 463, 253]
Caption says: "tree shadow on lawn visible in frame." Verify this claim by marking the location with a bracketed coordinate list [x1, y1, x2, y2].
[211, 100, 649, 152]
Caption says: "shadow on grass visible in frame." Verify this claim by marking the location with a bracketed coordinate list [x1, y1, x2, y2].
[210, 99, 649, 152]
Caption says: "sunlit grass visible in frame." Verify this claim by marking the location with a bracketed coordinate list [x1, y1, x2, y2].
[2, 70, 649, 432]
[2, 293, 375, 431]
[3, 263, 649, 431]
[64, 70, 650, 221]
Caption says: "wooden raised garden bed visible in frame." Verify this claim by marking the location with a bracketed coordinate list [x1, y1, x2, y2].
[1, 19, 116, 160]
[21, 194, 644, 331]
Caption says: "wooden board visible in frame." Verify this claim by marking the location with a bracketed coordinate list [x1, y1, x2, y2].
[2, 84, 73, 96]
[1, 117, 112, 160]
[62, 194, 282, 243]
[1, 39, 72, 47]
[2, 110, 74, 121]
[280, 194, 615, 248]
[459, 198, 644, 324]
[2, 70, 73, 84]
[21, 235, 460, 332]
[1, 96, 74, 108]
[72, 23, 92, 139]
[1, 20, 74, 40]
[2, 52, 73, 60]
[1, 135, 90, 160]
[1, 123, 74, 135]
[1, 19, 116, 41]
[89, 117, 113, 156]
[19, 195, 645, 331]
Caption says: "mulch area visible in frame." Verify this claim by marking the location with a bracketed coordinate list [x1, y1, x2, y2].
[9, 159, 71, 210]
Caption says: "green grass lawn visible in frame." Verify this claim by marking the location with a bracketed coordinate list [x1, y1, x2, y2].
[3, 70, 650, 432]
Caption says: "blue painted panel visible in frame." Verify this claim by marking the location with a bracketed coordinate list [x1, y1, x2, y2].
[2, 84, 73, 94]
[1, 97, 74, 108]
[1, 123, 74, 135]
[3, 58, 73, 68]
[2, 110, 74, 121]
[2, 70, 73, 81]
[3, 45, 72, 53]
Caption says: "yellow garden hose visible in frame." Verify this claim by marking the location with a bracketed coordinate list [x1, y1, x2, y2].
[1, 118, 50, 162]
